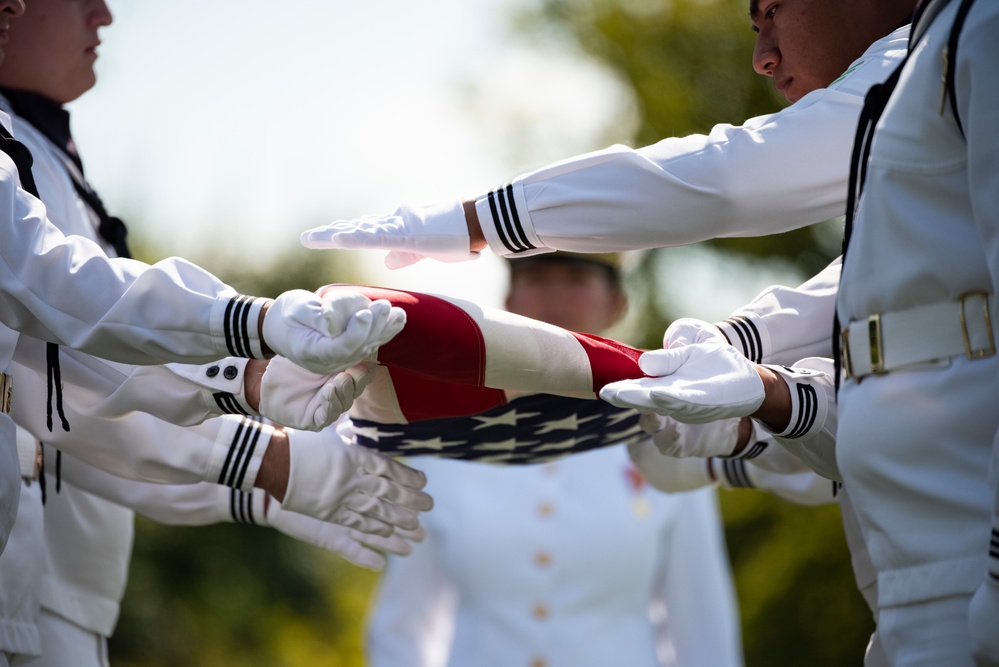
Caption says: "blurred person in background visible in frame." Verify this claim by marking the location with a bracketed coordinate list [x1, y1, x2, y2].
[366, 252, 744, 667]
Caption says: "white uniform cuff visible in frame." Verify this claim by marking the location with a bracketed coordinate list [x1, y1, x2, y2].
[725, 421, 772, 461]
[757, 364, 829, 441]
[715, 312, 771, 364]
[211, 294, 269, 359]
[169, 359, 259, 418]
[225, 488, 268, 526]
[711, 458, 754, 489]
[204, 417, 274, 492]
[474, 182, 549, 258]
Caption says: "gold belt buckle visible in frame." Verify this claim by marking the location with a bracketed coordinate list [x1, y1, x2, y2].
[0, 372, 11, 414]
[868, 313, 885, 374]
[959, 291, 996, 359]
[839, 328, 854, 378]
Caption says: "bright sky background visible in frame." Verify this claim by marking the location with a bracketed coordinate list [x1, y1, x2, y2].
[65, 0, 806, 324]
[67, 0, 632, 310]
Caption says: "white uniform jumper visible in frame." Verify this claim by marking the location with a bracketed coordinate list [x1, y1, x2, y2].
[368, 447, 742, 667]
[836, 0, 999, 663]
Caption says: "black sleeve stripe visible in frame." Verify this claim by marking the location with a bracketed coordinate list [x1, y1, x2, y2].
[504, 184, 535, 251]
[495, 187, 528, 252]
[989, 529, 999, 582]
[721, 459, 753, 488]
[213, 392, 250, 416]
[786, 384, 818, 439]
[233, 425, 263, 491]
[735, 440, 769, 460]
[486, 190, 518, 253]
[217, 418, 262, 490]
[223, 295, 255, 358]
[486, 186, 535, 254]
[230, 489, 257, 524]
[723, 316, 763, 363]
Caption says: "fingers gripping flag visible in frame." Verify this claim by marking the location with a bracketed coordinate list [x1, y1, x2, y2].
[319, 284, 648, 464]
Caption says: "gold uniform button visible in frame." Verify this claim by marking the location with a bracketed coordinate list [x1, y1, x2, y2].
[531, 603, 549, 620]
[534, 551, 552, 568]
[531, 659, 547, 667]
[537, 502, 555, 518]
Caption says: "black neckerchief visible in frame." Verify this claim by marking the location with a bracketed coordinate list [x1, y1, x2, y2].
[0, 86, 131, 259]
[0, 87, 82, 172]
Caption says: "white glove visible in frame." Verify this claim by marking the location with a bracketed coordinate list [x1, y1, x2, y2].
[639, 413, 743, 458]
[600, 341, 766, 423]
[259, 359, 375, 431]
[663, 317, 728, 348]
[262, 289, 406, 375]
[300, 200, 478, 269]
[626, 439, 715, 493]
[264, 497, 423, 571]
[282, 429, 433, 536]
[970, 577, 999, 666]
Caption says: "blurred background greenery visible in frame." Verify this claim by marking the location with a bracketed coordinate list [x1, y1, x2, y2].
[109, 0, 868, 664]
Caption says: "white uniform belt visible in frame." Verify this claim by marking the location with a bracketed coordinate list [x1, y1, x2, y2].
[16, 428, 42, 482]
[841, 292, 996, 380]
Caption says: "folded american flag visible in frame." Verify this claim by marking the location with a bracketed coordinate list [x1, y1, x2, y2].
[351, 392, 643, 464]
[321, 284, 649, 464]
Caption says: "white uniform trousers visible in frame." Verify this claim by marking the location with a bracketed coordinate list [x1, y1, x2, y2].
[0, 482, 43, 660]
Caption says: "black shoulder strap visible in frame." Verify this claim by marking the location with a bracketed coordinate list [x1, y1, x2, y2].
[943, 0, 978, 137]
[0, 123, 40, 198]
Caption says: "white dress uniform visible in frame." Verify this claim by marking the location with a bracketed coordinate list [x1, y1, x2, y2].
[0, 103, 280, 559]
[834, 0, 999, 664]
[681, 260, 886, 666]
[0, 95, 287, 664]
[368, 446, 742, 667]
[467, 30, 907, 258]
[0, 104, 283, 666]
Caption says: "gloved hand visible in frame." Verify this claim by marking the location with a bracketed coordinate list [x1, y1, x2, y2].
[626, 438, 715, 493]
[262, 289, 406, 375]
[639, 413, 743, 458]
[663, 317, 728, 348]
[263, 496, 424, 571]
[300, 200, 477, 269]
[259, 359, 375, 431]
[969, 576, 999, 666]
[600, 341, 766, 423]
[282, 429, 434, 537]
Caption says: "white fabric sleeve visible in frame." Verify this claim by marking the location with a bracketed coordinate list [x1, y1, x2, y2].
[715, 257, 841, 366]
[711, 456, 840, 507]
[473, 30, 908, 256]
[12, 334, 254, 427]
[0, 151, 266, 366]
[367, 522, 457, 667]
[9, 342, 276, 487]
[758, 358, 840, 482]
[52, 450, 255, 526]
[657, 488, 742, 667]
